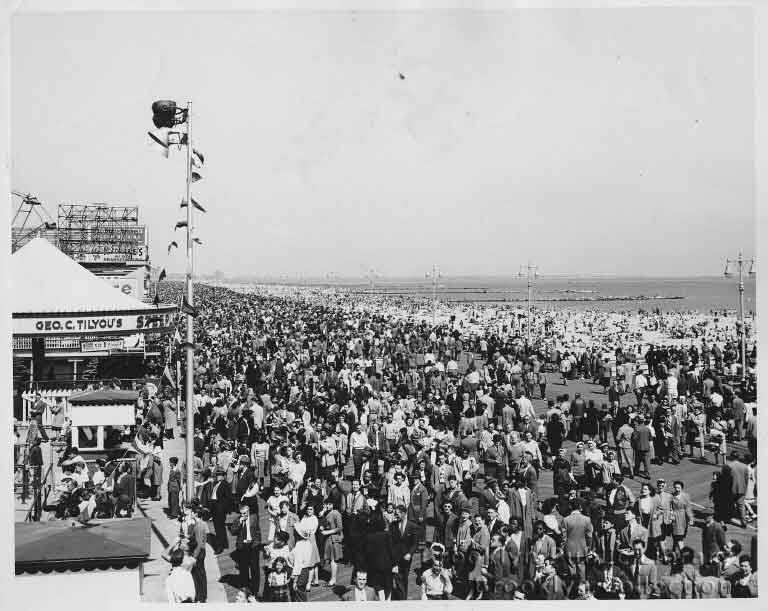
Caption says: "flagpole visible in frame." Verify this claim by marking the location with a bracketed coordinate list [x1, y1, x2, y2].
[184, 100, 195, 501]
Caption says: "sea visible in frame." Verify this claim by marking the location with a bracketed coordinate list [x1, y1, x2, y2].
[297, 276, 756, 315]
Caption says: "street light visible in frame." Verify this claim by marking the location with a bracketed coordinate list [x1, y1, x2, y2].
[425, 264, 442, 327]
[149, 99, 196, 501]
[518, 262, 538, 346]
[724, 252, 755, 382]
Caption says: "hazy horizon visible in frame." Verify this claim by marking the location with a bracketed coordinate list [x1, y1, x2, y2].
[12, 9, 756, 277]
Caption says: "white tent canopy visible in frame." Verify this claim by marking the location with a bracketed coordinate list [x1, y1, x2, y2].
[12, 237, 157, 314]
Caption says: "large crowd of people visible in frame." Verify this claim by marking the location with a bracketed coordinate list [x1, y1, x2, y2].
[151, 283, 758, 602]
[22, 282, 758, 602]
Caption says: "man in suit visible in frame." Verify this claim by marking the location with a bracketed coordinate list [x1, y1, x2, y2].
[391, 504, 419, 599]
[167, 457, 182, 518]
[726, 452, 749, 527]
[233, 456, 256, 507]
[407, 472, 430, 535]
[701, 511, 726, 565]
[343, 570, 379, 602]
[596, 515, 618, 565]
[506, 477, 535, 540]
[732, 391, 746, 440]
[631, 415, 654, 479]
[443, 474, 469, 515]
[563, 497, 593, 584]
[207, 467, 233, 554]
[627, 538, 658, 599]
[488, 532, 514, 599]
[502, 518, 526, 586]
[229, 503, 262, 597]
[486, 507, 505, 538]
[186, 500, 210, 602]
[435, 501, 459, 569]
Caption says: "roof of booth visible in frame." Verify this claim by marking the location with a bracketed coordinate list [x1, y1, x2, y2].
[68, 390, 140, 405]
[15, 517, 150, 573]
[11, 238, 158, 314]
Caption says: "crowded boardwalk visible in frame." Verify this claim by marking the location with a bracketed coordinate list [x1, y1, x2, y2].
[23, 282, 758, 602]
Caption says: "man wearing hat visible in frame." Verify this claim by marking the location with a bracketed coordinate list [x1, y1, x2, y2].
[208, 467, 232, 555]
[167, 456, 182, 519]
[631, 415, 653, 479]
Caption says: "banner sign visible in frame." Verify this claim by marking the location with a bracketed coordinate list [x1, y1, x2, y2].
[76, 248, 147, 264]
[13, 310, 176, 336]
[81, 339, 125, 352]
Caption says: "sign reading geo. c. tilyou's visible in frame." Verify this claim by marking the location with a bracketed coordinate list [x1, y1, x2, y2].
[13, 309, 176, 336]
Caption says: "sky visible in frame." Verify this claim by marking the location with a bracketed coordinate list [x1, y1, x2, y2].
[11, 8, 756, 278]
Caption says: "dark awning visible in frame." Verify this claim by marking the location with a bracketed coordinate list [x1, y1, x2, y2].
[68, 390, 139, 405]
[15, 517, 150, 574]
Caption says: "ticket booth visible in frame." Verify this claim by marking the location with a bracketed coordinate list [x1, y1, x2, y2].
[68, 390, 138, 452]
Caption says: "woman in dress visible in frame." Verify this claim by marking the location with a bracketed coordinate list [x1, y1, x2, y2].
[295, 505, 320, 591]
[319, 499, 343, 586]
[686, 407, 706, 459]
[466, 514, 490, 600]
[287, 452, 307, 508]
[634, 482, 656, 529]
[668, 480, 694, 554]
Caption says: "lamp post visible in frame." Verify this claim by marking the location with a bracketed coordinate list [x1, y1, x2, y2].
[149, 99, 196, 500]
[724, 252, 755, 383]
[183, 101, 195, 501]
[426, 264, 441, 327]
[518, 262, 538, 346]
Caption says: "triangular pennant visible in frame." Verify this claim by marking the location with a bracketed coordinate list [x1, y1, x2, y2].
[167, 241, 178, 254]
[162, 365, 176, 388]
[193, 148, 204, 166]
[180, 198, 206, 213]
[147, 129, 169, 159]
[181, 297, 199, 318]
[158, 269, 167, 282]
[191, 171, 202, 183]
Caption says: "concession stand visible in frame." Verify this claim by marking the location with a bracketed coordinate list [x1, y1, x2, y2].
[67, 390, 139, 453]
[11, 237, 177, 422]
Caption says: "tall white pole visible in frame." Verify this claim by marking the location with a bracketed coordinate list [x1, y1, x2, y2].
[738, 253, 746, 382]
[432, 264, 438, 327]
[184, 101, 195, 500]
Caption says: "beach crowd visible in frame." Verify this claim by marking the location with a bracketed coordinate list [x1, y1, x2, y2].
[152, 283, 758, 602]
[25, 282, 758, 602]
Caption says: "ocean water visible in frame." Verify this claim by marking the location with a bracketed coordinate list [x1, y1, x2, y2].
[305, 276, 756, 314]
